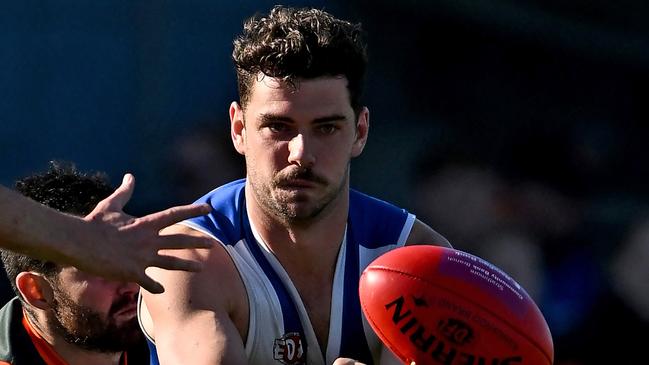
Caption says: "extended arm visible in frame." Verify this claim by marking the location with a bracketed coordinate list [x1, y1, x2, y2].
[0, 174, 213, 293]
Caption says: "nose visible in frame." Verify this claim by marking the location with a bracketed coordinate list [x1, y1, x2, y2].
[117, 281, 140, 297]
[287, 133, 316, 168]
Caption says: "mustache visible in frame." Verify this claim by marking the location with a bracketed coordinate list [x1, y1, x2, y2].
[275, 167, 327, 185]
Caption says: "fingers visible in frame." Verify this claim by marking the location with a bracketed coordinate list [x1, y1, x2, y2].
[140, 203, 211, 230]
[149, 255, 203, 273]
[93, 173, 136, 213]
[108, 173, 136, 210]
[156, 234, 214, 250]
[138, 275, 165, 294]
[332, 359, 366, 365]
[137, 255, 204, 294]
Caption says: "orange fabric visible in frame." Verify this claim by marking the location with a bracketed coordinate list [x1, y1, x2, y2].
[21, 314, 67, 365]
[21, 312, 128, 365]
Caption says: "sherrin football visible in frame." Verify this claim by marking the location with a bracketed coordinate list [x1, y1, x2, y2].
[359, 245, 553, 365]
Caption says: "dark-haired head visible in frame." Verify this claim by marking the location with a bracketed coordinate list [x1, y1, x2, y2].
[1, 161, 113, 302]
[232, 6, 368, 115]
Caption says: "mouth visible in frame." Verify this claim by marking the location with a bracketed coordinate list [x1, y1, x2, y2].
[112, 301, 138, 318]
[278, 178, 319, 189]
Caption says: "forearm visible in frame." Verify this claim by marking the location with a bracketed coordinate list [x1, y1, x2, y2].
[0, 185, 90, 263]
[1, 177, 212, 292]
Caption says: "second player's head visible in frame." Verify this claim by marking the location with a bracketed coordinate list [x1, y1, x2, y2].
[1, 162, 142, 353]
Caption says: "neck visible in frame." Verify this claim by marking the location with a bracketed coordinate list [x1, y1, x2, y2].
[245, 181, 349, 275]
[54, 346, 122, 365]
[29, 312, 124, 365]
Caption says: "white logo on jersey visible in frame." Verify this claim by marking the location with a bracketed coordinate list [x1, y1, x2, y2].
[273, 332, 305, 364]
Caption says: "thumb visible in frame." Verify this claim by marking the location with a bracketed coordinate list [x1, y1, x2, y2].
[96, 173, 135, 213]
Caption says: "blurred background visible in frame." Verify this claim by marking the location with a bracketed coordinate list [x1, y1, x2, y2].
[1, 1, 648, 363]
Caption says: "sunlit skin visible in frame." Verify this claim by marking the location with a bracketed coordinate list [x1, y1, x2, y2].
[24, 266, 141, 364]
[53, 267, 140, 334]
[230, 75, 369, 230]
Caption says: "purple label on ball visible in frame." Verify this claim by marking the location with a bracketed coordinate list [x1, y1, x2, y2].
[438, 249, 528, 318]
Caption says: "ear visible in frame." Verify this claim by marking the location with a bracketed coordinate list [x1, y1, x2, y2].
[16, 272, 54, 311]
[230, 101, 246, 156]
[351, 107, 370, 158]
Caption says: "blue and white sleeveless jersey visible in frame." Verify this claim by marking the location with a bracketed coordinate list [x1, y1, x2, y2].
[142, 179, 415, 365]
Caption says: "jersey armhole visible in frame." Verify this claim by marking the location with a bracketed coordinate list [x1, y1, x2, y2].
[396, 213, 416, 247]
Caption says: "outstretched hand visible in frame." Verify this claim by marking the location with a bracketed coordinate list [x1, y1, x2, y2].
[80, 173, 213, 293]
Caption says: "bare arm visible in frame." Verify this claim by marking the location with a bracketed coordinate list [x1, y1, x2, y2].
[405, 219, 452, 248]
[0, 174, 213, 293]
[141, 224, 248, 365]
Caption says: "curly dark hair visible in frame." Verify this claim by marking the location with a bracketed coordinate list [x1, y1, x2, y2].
[0, 161, 114, 299]
[233, 6, 368, 114]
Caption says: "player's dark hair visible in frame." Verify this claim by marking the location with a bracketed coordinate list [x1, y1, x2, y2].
[233, 5, 368, 115]
[0, 161, 113, 302]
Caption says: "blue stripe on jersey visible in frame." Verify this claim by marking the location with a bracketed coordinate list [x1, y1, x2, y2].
[187, 179, 247, 246]
[239, 203, 308, 361]
[338, 221, 373, 364]
[147, 338, 160, 365]
[349, 190, 409, 249]
[337, 190, 409, 364]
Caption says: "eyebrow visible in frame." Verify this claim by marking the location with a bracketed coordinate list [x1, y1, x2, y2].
[313, 115, 347, 124]
[258, 113, 348, 124]
[259, 113, 292, 124]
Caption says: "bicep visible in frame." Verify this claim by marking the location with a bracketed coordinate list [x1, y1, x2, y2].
[152, 308, 246, 365]
[142, 225, 247, 365]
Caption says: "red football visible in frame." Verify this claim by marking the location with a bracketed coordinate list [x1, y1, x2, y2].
[359, 245, 553, 365]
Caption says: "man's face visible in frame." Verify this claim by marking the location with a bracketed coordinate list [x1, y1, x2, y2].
[47, 267, 141, 353]
[232, 75, 369, 224]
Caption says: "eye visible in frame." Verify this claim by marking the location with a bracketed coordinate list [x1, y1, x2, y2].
[267, 123, 289, 133]
[317, 124, 338, 135]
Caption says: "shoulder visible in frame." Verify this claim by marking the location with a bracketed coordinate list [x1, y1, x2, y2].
[151, 223, 246, 303]
[349, 190, 451, 248]
[0, 297, 23, 335]
[193, 179, 245, 210]
[405, 219, 452, 248]
[349, 190, 414, 248]
[349, 189, 406, 215]
[0, 298, 43, 365]
[143, 224, 248, 321]
[140, 223, 249, 362]
[0, 298, 21, 358]
[186, 179, 247, 245]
